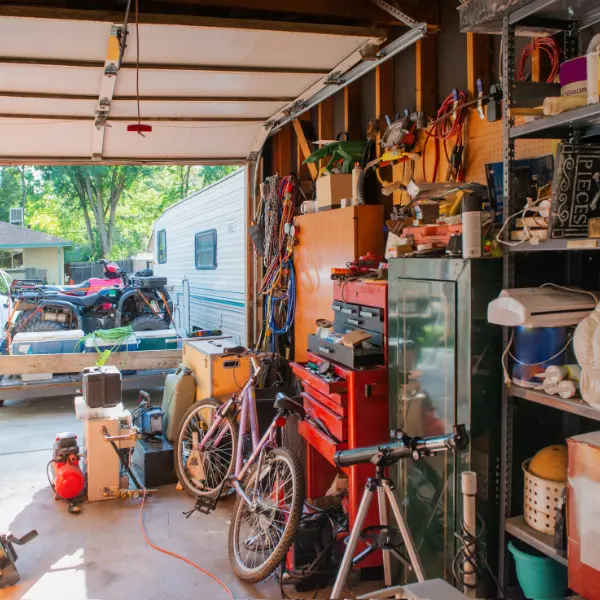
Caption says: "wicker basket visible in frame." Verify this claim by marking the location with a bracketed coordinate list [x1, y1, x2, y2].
[523, 459, 566, 536]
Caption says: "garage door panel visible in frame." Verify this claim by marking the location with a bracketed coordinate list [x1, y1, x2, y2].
[0, 97, 96, 117]
[0, 64, 104, 95]
[102, 121, 263, 159]
[112, 70, 323, 98]
[109, 100, 285, 119]
[0, 63, 322, 99]
[0, 17, 372, 70]
[0, 119, 92, 157]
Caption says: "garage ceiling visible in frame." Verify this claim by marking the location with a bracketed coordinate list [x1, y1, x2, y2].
[0, 2, 428, 164]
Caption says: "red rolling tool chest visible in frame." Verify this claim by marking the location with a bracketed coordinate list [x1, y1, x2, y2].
[291, 280, 388, 568]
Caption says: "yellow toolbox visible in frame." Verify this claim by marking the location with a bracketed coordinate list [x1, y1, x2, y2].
[182, 339, 251, 401]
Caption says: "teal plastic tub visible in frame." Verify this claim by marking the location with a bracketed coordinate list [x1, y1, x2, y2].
[508, 541, 568, 600]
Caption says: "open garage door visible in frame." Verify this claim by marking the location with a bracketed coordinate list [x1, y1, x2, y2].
[0, 3, 427, 164]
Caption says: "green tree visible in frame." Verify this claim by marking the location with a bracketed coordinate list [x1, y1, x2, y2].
[2, 164, 239, 261]
[40, 166, 145, 257]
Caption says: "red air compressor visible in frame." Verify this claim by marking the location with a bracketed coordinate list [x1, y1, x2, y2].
[49, 432, 86, 513]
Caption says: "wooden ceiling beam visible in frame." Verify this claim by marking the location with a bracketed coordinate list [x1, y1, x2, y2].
[0, 5, 387, 37]
[0, 0, 438, 27]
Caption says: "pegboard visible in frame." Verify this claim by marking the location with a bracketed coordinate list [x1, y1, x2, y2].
[392, 112, 554, 205]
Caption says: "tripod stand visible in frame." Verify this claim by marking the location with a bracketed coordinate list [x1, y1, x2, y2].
[330, 425, 468, 600]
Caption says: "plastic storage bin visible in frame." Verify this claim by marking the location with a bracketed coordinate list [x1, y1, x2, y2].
[135, 329, 178, 351]
[84, 334, 139, 353]
[508, 542, 567, 600]
[10, 330, 85, 355]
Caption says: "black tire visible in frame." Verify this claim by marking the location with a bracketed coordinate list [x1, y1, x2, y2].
[228, 446, 304, 583]
[130, 314, 169, 331]
[174, 398, 239, 498]
[22, 319, 68, 333]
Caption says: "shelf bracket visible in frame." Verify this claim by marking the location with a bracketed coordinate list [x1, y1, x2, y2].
[92, 24, 125, 161]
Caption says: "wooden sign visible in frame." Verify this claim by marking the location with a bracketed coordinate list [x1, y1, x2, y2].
[550, 143, 600, 239]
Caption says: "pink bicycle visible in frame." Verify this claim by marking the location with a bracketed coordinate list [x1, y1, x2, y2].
[175, 354, 306, 582]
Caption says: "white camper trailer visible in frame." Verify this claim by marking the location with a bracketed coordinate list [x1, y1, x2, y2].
[153, 168, 247, 344]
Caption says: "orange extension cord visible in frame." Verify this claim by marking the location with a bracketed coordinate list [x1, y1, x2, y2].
[139, 492, 234, 599]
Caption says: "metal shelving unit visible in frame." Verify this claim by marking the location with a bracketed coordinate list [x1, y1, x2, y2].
[510, 102, 600, 139]
[505, 516, 568, 566]
[496, 1, 600, 592]
[508, 237, 600, 251]
[512, 386, 600, 422]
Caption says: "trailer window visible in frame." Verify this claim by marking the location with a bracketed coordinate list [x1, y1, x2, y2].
[195, 229, 217, 270]
[157, 229, 167, 264]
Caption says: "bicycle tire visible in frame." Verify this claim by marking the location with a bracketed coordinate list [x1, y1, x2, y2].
[174, 397, 238, 498]
[228, 446, 304, 582]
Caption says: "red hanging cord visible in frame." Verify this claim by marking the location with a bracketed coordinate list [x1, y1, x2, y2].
[515, 37, 560, 83]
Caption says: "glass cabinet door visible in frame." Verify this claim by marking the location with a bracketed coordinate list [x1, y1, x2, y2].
[389, 278, 457, 581]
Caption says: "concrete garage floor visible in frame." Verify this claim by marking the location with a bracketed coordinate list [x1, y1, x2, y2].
[0, 393, 354, 600]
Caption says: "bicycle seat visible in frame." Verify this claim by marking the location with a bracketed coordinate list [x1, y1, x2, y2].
[274, 393, 306, 419]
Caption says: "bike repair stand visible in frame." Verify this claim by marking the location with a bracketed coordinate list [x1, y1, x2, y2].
[330, 447, 425, 600]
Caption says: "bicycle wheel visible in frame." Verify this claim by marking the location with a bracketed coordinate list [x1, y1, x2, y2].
[175, 398, 238, 498]
[228, 446, 304, 582]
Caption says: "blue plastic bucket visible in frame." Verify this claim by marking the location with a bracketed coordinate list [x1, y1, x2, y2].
[512, 326, 568, 387]
[508, 542, 568, 600]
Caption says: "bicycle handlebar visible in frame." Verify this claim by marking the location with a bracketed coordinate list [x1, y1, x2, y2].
[334, 425, 467, 468]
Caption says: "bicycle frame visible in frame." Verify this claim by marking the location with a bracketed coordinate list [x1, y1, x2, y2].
[197, 367, 282, 487]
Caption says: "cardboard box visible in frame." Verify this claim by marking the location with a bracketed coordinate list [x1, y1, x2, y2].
[316, 174, 352, 211]
[567, 431, 600, 600]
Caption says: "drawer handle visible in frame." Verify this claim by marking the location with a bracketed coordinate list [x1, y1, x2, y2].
[360, 310, 375, 318]
[318, 346, 333, 355]
[222, 360, 240, 369]
[347, 318, 361, 326]
[341, 308, 353, 314]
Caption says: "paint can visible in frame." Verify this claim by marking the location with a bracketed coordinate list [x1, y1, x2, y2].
[512, 326, 569, 388]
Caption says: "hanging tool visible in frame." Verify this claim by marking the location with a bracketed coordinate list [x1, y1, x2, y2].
[304, 135, 367, 174]
[476, 79, 485, 119]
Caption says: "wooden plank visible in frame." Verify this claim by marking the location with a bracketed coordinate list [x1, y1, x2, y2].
[343, 82, 362, 140]
[416, 36, 436, 116]
[273, 124, 292, 176]
[375, 59, 394, 158]
[318, 96, 334, 173]
[292, 117, 318, 180]
[466, 33, 491, 99]
[0, 350, 181, 375]
[246, 160, 258, 347]
[0, 5, 387, 37]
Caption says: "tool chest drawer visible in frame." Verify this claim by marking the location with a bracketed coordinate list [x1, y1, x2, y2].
[333, 321, 384, 347]
[332, 301, 359, 318]
[308, 335, 384, 369]
[300, 382, 347, 416]
[298, 419, 347, 467]
[290, 361, 348, 397]
[302, 392, 347, 442]
[333, 305, 384, 334]
[334, 280, 386, 309]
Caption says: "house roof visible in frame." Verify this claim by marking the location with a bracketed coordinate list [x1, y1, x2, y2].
[0, 221, 73, 249]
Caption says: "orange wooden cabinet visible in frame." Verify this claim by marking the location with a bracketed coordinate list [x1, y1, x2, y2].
[293, 205, 384, 362]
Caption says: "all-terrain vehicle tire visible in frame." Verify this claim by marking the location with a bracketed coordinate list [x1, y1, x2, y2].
[23, 318, 68, 333]
[130, 314, 169, 331]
